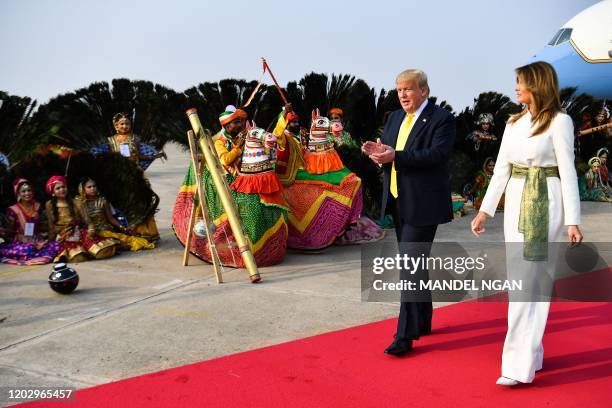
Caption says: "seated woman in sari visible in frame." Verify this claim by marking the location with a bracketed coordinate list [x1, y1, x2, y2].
[45, 176, 119, 262]
[0, 178, 60, 265]
[74, 178, 155, 252]
[173, 107, 288, 267]
[282, 109, 364, 250]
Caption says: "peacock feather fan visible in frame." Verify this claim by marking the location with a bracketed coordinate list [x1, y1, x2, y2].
[0, 90, 50, 164]
[34, 79, 187, 152]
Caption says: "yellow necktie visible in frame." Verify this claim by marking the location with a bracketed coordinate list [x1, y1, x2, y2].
[390, 113, 414, 198]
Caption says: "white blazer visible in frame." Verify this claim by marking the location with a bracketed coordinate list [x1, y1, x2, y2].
[480, 111, 580, 229]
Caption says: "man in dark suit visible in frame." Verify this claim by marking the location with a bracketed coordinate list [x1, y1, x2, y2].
[363, 69, 455, 356]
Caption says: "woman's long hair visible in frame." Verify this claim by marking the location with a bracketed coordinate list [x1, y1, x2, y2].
[508, 61, 562, 136]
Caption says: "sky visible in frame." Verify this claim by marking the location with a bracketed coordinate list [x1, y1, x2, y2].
[0, 0, 600, 111]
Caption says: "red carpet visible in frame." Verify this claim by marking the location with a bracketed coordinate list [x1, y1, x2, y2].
[20, 301, 611, 408]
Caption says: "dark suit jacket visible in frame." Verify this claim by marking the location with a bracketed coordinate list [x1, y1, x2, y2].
[380, 102, 456, 227]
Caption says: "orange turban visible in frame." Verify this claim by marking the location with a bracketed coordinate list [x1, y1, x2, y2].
[46, 175, 67, 196]
[286, 111, 300, 122]
[219, 106, 248, 126]
[328, 108, 343, 117]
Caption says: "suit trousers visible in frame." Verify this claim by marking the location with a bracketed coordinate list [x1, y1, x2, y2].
[391, 200, 438, 340]
[500, 243, 556, 382]
[501, 301, 548, 382]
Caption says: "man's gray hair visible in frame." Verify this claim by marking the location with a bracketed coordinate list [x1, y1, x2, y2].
[396, 69, 429, 93]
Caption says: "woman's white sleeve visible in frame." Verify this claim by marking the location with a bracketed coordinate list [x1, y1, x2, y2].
[552, 114, 581, 225]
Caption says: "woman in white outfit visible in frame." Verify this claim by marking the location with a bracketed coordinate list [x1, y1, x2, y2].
[471, 61, 583, 386]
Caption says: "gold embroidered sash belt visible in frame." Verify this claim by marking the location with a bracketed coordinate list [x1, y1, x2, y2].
[511, 164, 559, 261]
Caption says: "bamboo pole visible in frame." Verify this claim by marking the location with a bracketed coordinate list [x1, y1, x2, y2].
[262, 58, 288, 104]
[185, 108, 261, 283]
[186, 130, 223, 283]
[182, 186, 198, 266]
[182, 131, 200, 267]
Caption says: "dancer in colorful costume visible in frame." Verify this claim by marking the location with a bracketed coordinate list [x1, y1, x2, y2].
[107, 113, 167, 171]
[173, 107, 288, 267]
[282, 109, 363, 249]
[580, 157, 612, 202]
[0, 179, 60, 265]
[579, 104, 610, 161]
[45, 176, 119, 262]
[328, 108, 359, 149]
[466, 157, 505, 210]
[74, 178, 155, 252]
[596, 147, 610, 188]
[467, 113, 498, 152]
[326, 107, 384, 244]
[271, 104, 306, 186]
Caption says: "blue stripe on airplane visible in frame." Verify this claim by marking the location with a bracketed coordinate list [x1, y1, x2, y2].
[531, 42, 612, 98]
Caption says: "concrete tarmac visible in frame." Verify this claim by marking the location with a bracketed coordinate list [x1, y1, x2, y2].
[1, 142, 610, 401]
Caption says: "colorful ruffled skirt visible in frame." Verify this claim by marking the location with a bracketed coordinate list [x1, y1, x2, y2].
[284, 166, 362, 250]
[173, 164, 288, 267]
[0, 239, 61, 265]
[55, 228, 119, 262]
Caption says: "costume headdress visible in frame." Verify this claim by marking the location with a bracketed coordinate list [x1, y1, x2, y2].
[476, 113, 494, 126]
[588, 157, 602, 167]
[112, 112, 131, 126]
[598, 100, 610, 119]
[13, 178, 31, 197]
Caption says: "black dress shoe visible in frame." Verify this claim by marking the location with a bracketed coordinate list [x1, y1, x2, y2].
[384, 339, 413, 356]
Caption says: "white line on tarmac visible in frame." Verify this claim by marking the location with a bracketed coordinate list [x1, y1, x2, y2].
[152, 279, 183, 290]
[56, 308, 102, 321]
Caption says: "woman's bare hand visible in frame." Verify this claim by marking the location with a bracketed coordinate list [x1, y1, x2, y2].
[471, 211, 488, 237]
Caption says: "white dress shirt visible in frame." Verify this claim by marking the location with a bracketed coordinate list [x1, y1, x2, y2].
[399, 99, 429, 139]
